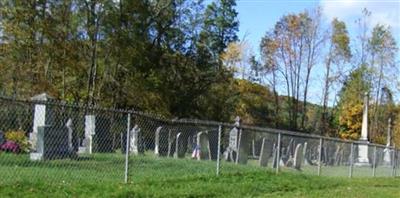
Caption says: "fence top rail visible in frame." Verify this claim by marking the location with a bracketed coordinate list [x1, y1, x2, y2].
[0, 95, 396, 150]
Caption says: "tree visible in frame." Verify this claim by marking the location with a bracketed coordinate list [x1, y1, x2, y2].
[337, 65, 371, 140]
[368, 24, 398, 139]
[260, 9, 323, 130]
[321, 18, 351, 135]
[300, 8, 324, 130]
[260, 32, 280, 128]
[198, 0, 239, 70]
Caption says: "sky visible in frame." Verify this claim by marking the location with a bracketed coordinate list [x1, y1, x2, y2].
[234, 0, 400, 105]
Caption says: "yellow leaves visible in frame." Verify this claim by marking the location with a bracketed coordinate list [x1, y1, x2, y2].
[338, 98, 363, 140]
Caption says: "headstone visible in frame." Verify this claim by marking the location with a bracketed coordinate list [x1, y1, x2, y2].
[30, 93, 54, 151]
[356, 92, 370, 166]
[80, 115, 95, 154]
[302, 142, 315, 166]
[154, 126, 162, 156]
[225, 127, 239, 162]
[303, 142, 309, 165]
[259, 138, 272, 167]
[293, 143, 304, 170]
[383, 147, 392, 166]
[65, 118, 78, 158]
[236, 129, 250, 164]
[174, 132, 186, 158]
[66, 119, 73, 152]
[196, 131, 211, 160]
[157, 127, 170, 156]
[129, 125, 140, 154]
[384, 118, 392, 165]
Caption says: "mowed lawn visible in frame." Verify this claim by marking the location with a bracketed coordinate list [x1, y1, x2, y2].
[0, 153, 399, 197]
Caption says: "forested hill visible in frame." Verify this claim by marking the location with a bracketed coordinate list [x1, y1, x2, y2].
[0, 1, 399, 145]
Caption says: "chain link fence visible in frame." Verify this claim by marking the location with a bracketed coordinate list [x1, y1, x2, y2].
[0, 95, 398, 184]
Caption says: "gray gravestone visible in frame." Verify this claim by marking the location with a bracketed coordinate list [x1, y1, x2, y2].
[293, 143, 304, 170]
[197, 131, 211, 160]
[259, 138, 272, 167]
[237, 130, 250, 164]
[174, 132, 186, 158]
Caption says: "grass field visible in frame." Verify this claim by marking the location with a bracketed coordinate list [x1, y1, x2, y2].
[1, 152, 400, 197]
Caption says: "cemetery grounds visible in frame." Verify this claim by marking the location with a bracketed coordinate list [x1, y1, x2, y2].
[0, 97, 400, 197]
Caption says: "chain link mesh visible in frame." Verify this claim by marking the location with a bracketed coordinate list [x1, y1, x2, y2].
[0, 97, 398, 184]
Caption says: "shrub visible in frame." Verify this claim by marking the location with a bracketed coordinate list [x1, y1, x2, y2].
[0, 141, 20, 153]
[4, 130, 30, 153]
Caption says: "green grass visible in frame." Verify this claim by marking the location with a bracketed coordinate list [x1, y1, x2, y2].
[1, 152, 400, 197]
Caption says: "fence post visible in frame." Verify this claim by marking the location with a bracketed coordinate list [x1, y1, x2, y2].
[216, 125, 222, 176]
[372, 146, 376, 177]
[318, 138, 323, 176]
[124, 113, 131, 183]
[349, 142, 354, 178]
[276, 132, 281, 174]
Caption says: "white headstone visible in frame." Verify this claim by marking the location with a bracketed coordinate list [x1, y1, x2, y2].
[384, 118, 392, 165]
[30, 93, 53, 151]
[174, 132, 182, 158]
[66, 118, 73, 151]
[154, 126, 162, 156]
[130, 125, 140, 154]
[82, 115, 95, 154]
[229, 128, 238, 151]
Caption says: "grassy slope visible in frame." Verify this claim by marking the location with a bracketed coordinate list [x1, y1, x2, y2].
[1, 153, 399, 197]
